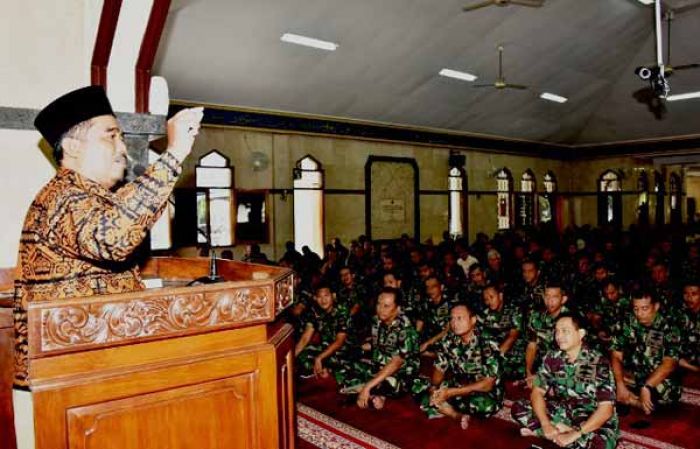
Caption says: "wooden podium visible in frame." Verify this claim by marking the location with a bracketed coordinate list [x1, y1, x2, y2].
[14, 257, 295, 449]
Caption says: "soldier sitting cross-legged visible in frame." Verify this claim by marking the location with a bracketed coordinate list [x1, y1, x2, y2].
[340, 287, 421, 410]
[419, 302, 504, 429]
[512, 313, 619, 449]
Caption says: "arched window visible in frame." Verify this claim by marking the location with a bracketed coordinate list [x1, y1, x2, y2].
[597, 170, 622, 227]
[670, 172, 682, 225]
[539, 171, 557, 223]
[448, 166, 466, 238]
[654, 171, 665, 226]
[496, 168, 513, 230]
[518, 169, 536, 227]
[294, 155, 324, 258]
[637, 170, 649, 226]
[149, 149, 174, 250]
[196, 150, 234, 247]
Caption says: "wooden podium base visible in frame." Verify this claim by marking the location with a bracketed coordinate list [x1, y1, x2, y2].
[3, 258, 296, 449]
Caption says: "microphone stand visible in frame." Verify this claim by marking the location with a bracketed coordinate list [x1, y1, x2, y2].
[188, 229, 224, 285]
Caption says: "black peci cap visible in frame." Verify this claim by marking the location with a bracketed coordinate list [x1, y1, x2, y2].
[34, 85, 115, 149]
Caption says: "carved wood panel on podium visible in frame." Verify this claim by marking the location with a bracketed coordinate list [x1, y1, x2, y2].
[21, 258, 295, 449]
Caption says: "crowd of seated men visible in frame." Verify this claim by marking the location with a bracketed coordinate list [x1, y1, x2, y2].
[263, 224, 699, 449]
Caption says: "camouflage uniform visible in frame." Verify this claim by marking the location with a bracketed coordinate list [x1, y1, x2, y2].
[569, 274, 597, 312]
[527, 305, 572, 366]
[516, 281, 546, 315]
[596, 296, 631, 338]
[338, 282, 372, 343]
[677, 306, 699, 368]
[401, 283, 424, 325]
[610, 314, 682, 404]
[540, 260, 564, 285]
[287, 285, 314, 337]
[420, 326, 504, 418]
[512, 348, 619, 449]
[337, 282, 369, 312]
[586, 296, 632, 352]
[297, 303, 353, 384]
[422, 293, 458, 341]
[651, 283, 681, 314]
[341, 313, 421, 396]
[479, 300, 526, 379]
[460, 283, 486, 315]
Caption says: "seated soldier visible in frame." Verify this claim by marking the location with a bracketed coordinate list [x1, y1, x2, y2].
[337, 265, 368, 316]
[611, 290, 682, 415]
[480, 284, 526, 379]
[525, 283, 571, 388]
[462, 264, 488, 314]
[678, 281, 699, 373]
[591, 279, 631, 349]
[420, 303, 503, 429]
[383, 270, 421, 326]
[295, 284, 351, 383]
[517, 259, 546, 313]
[418, 276, 457, 354]
[512, 313, 618, 449]
[287, 274, 315, 337]
[341, 287, 420, 410]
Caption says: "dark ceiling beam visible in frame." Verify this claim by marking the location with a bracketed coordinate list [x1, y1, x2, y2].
[135, 0, 172, 113]
[90, 0, 123, 88]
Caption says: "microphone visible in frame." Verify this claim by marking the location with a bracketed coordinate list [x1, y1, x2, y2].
[188, 228, 224, 285]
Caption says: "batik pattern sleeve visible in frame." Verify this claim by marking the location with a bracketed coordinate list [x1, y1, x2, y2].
[55, 152, 181, 262]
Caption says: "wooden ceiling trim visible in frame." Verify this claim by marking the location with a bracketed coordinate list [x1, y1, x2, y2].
[135, 0, 172, 113]
[90, 0, 123, 89]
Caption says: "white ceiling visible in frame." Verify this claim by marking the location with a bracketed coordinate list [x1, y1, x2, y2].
[154, 0, 700, 145]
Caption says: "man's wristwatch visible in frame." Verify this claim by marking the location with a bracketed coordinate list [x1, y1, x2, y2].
[643, 384, 654, 391]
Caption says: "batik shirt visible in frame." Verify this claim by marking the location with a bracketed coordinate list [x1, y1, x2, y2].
[435, 326, 504, 403]
[610, 313, 682, 384]
[527, 306, 571, 354]
[13, 152, 182, 387]
[534, 348, 617, 423]
[370, 313, 420, 378]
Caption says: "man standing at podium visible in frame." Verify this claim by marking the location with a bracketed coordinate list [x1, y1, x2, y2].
[13, 86, 203, 387]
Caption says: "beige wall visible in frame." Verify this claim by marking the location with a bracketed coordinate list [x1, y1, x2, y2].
[182, 126, 570, 259]
[0, 0, 101, 268]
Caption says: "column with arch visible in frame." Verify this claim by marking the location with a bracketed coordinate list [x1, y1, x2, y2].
[597, 170, 622, 228]
[195, 150, 234, 247]
[496, 168, 514, 230]
[293, 155, 325, 258]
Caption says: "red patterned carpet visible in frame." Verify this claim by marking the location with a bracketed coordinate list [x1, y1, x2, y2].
[296, 375, 700, 449]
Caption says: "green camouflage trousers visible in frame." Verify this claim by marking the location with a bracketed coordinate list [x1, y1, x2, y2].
[502, 342, 526, 380]
[340, 358, 423, 397]
[629, 379, 681, 405]
[297, 344, 351, 385]
[511, 400, 618, 449]
[418, 378, 502, 419]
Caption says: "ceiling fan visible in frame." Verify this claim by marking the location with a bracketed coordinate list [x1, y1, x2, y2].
[462, 0, 545, 12]
[473, 45, 529, 90]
